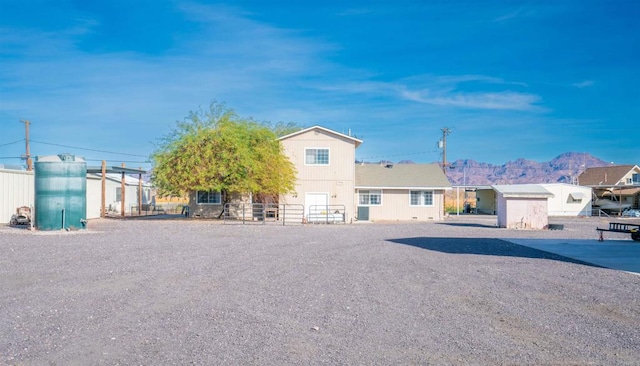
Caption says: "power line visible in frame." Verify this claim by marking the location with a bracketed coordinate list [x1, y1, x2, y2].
[30, 140, 149, 158]
[357, 150, 437, 160]
[84, 158, 151, 164]
[0, 139, 25, 148]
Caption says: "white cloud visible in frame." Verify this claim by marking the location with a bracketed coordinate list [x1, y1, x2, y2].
[313, 74, 540, 111]
[400, 89, 542, 111]
[572, 80, 594, 88]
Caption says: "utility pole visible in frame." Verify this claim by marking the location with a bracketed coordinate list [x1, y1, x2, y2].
[441, 127, 451, 174]
[20, 120, 33, 171]
[438, 127, 452, 216]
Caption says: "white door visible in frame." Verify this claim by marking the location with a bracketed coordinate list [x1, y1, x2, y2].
[305, 193, 328, 217]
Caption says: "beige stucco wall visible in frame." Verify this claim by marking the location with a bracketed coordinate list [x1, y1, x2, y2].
[497, 196, 549, 229]
[280, 129, 357, 221]
[356, 189, 445, 221]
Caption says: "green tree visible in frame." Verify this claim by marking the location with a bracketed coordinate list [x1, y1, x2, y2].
[151, 102, 297, 204]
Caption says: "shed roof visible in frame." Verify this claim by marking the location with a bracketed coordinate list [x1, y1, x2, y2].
[278, 125, 363, 148]
[492, 184, 554, 198]
[355, 164, 451, 189]
[87, 173, 152, 186]
[578, 165, 639, 186]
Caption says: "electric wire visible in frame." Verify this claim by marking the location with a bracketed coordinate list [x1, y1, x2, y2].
[357, 150, 437, 161]
[0, 139, 25, 147]
[30, 140, 149, 157]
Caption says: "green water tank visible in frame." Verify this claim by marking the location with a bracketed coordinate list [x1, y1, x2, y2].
[34, 154, 87, 230]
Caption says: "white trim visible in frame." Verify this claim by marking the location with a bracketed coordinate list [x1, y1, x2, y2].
[304, 147, 330, 166]
[358, 189, 383, 206]
[356, 186, 450, 190]
[196, 190, 222, 205]
[279, 125, 362, 147]
[409, 190, 435, 207]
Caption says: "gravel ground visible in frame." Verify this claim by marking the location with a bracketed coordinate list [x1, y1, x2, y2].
[1, 215, 639, 365]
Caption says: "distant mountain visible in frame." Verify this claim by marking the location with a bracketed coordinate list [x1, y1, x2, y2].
[364, 152, 610, 185]
[444, 152, 609, 185]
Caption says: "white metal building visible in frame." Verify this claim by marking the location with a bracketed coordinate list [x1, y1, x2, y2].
[86, 173, 152, 219]
[2, 168, 151, 223]
[540, 183, 592, 216]
[0, 168, 35, 224]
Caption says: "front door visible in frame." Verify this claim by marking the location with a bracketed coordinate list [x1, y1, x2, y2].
[305, 193, 328, 218]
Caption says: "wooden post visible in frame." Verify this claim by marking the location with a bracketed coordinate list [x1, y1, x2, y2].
[138, 167, 142, 216]
[101, 160, 106, 218]
[121, 163, 126, 217]
[21, 120, 33, 171]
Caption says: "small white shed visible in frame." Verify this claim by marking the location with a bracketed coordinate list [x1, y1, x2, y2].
[493, 184, 554, 230]
[540, 183, 592, 216]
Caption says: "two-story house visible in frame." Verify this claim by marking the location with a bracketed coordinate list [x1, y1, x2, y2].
[279, 126, 451, 222]
[578, 165, 640, 210]
[278, 126, 362, 222]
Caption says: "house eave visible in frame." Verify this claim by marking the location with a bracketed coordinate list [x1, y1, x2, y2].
[355, 186, 452, 190]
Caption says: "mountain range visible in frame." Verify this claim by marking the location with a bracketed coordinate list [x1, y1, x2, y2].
[383, 152, 610, 186]
[446, 152, 613, 185]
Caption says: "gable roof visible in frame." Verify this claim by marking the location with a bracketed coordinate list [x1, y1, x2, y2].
[278, 125, 363, 148]
[355, 164, 451, 189]
[578, 165, 639, 186]
[492, 184, 554, 198]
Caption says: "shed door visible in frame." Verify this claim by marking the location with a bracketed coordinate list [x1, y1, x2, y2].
[305, 193, 328, 217]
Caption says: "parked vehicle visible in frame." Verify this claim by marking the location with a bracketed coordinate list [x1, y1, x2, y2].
[621, 208, 640, 218]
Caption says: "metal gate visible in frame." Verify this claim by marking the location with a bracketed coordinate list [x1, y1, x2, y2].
[223, 203, 304, 225]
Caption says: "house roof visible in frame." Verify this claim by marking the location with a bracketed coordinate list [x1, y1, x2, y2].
[278, 125, 363, 148]
[578, 165, 639, 186]
[88, 173, 152, 186]
[355, 164, 451, 189]
[492, 184, 554, 198]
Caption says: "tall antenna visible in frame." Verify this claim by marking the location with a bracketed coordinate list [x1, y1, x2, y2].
[440, 127, 451, 173]
[20, 120, 33, 171]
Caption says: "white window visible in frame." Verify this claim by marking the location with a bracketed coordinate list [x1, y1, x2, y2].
[305, 148, 329, 165]
[196, 191, 221, 204]
[359, 190, 382, 205]
[116, 187, 122, 202]
[410, 191, 433, 206]
[634, 173, 640, 184]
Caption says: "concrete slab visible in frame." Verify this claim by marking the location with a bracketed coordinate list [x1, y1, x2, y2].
[507, 238, 640, 275]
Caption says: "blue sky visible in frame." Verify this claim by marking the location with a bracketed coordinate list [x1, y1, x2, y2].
[1, 0, 638, 170]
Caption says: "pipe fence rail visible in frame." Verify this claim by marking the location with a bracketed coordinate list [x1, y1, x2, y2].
[306, 204, 347, 224]
[223, 203, 305, 225]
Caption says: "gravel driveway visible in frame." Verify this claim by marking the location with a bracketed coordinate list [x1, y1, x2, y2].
[1, 216, 639, 365]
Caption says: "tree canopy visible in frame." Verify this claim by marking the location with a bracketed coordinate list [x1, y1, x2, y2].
[151, 102, 297, 199]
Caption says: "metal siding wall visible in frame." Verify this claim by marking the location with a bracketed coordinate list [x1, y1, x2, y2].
[86, 177, 103, 219]
[0, 170, 35, 224]
[542, 184, 592, 217]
